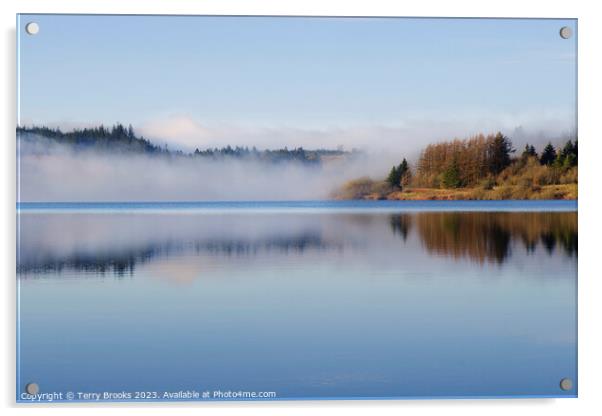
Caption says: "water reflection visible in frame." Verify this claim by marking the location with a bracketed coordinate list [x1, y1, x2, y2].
[404, 212, 577, 263]
[17, 206, 578, 398]
[17, 211, 577, 276]
[17, 233, 340, 276]
[389, 215, 412, 241]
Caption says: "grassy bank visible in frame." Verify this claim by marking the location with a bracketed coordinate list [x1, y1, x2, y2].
[332, 178, 577, 200]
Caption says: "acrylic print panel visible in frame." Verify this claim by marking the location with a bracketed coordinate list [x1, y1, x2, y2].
[16, 15, 577, 402]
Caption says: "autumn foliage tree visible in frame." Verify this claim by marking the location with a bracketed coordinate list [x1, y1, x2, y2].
[339, 134, 578, 200]
[415, 132, 514, 188]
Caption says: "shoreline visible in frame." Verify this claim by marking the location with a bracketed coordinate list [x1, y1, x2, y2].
[334, 184, 577, 201]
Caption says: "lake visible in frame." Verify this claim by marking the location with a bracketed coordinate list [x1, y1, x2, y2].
[16, 200, 577, 401]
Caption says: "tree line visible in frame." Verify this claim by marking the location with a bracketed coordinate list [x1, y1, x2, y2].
[385, 132, 577, 189]
[17, 124, 352, 165]
[412, 132, 514, 188]
[17, 124, 162, 153]
[524, 140, 578, 169]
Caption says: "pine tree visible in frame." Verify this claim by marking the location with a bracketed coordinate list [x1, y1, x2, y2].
[556, 139, 577, 168]
[398, 159, 408, 176]
[440, 158, 462, 188]
[540, 143, 557, 166]
[398, 158, 412, 187]
[521, 144, 537, 159]
[386, 165, 401, 188]
[488, 132, 514, 175]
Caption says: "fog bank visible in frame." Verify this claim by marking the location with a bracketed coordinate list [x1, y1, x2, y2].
[18, 135, 398, 202]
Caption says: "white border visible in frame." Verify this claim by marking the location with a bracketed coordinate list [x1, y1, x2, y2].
[3, 1, 601, 415]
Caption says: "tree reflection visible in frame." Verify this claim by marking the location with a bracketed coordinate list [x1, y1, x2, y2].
[390, 212, 577, 264]
[18, 211, 577, 277]
[17, 233, 339, 277]
[389, 215, 412, 241]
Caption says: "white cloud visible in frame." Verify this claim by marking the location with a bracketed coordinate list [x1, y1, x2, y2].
[138, 115, 213, 150]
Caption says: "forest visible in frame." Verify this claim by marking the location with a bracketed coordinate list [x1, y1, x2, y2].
[17, 124, 351, 165]
[335, 132, 577, 200]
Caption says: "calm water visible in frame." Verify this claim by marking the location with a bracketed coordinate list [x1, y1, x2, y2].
[16, 201, 577, 401]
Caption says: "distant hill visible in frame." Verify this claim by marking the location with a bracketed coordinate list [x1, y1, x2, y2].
[17, 124, 356, 165]
[18, 124, 161, 154]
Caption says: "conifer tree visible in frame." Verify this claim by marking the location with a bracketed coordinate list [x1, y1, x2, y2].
[556, 139, 577, 168]
[540, 143, 557, 166]
[398, 158, 412, 187]
[386, 165, 401, 188]
[488, 132, 514, 175]
[440, 158, 462, 188]
[521, 144, 537, 159]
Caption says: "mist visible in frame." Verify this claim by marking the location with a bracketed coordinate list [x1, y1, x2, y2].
[135, 114, 576, 158]
[18, 134, 399, 202]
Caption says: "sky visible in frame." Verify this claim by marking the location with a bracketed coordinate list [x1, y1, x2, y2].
[17, 15, 577, 154]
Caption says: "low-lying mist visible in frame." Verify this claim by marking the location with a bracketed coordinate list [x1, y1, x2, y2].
[18, 135, 398, 202]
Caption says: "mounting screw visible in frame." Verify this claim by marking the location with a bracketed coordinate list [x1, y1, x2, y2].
[559, 378, 573, 391]
[25, 22, 39, 35]
[25, 382, 39, 395]
[559, 26, 572, 39]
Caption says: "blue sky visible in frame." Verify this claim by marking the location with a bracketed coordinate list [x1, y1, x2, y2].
[17, 15, 577, 152]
